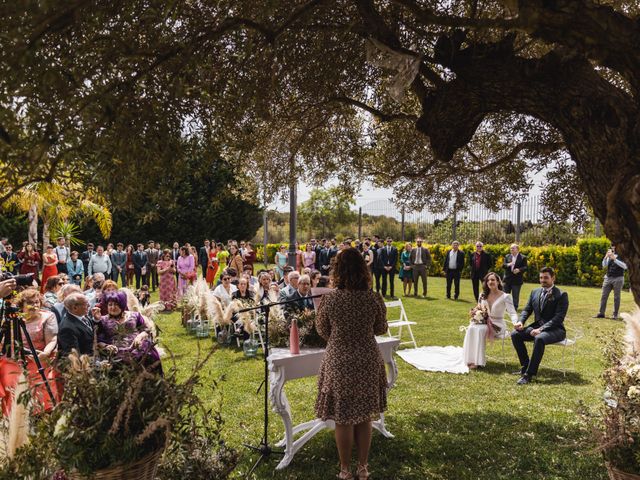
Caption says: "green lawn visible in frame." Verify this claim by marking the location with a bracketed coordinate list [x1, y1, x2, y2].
[152, 276, 635, 480]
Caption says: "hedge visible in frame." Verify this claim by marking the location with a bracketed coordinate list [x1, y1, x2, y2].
[254, 238, 619, 287]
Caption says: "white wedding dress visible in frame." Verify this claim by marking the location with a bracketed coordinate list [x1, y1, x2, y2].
[462, 293, 518, 367]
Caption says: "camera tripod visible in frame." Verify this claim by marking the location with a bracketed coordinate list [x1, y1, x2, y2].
[0, 300, 57, 406]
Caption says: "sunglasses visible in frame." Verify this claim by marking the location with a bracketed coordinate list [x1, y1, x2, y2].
[222, 277, 230, 281]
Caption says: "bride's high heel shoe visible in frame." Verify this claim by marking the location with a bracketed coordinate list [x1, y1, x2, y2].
[356, 464, 370, 479]
[337, 468, 354, 479]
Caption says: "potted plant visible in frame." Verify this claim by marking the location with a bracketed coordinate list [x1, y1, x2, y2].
[0, 350, 238, 480]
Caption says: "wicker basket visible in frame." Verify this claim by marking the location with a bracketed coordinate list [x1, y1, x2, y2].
[68, 447, 163, 480]
[607, 463, 640, 480]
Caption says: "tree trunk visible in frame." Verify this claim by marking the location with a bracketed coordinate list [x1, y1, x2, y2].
[28, 203, 38, 246]
[42, 217, 50, 251]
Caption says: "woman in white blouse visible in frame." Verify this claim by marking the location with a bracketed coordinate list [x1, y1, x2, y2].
[463, 272, 518, 369]
[212, 271, 238, 308]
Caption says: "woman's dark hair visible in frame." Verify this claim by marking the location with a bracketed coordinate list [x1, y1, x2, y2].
[317, 276, 330, 288]
[331, 248, 371, 290]
[481, 271, 503, 299]
[45, 275, 62, 292]
[179, 246, 188, 255]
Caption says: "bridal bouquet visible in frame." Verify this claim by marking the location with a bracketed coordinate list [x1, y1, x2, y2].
[469, 304, 489, 325]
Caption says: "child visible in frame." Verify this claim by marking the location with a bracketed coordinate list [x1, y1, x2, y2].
[137, 284, 150, 307]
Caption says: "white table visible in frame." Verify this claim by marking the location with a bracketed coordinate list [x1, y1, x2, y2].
[267, 336, 400, 469]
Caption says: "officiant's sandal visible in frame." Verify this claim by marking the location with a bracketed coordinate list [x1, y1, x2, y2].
[356, 464, 370, 479]
[337, 468, 354, 479]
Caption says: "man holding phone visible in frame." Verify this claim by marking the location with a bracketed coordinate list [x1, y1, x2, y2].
[594, 244, 627, 320]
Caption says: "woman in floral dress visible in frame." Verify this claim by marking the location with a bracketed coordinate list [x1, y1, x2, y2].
[157, 250, 177, 311]
[315, 248, 388, 480]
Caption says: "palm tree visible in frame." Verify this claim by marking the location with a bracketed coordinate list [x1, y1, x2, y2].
[4, 181, 112, 248]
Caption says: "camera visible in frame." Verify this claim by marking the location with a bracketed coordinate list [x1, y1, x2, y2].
[1, 271, 35, 287]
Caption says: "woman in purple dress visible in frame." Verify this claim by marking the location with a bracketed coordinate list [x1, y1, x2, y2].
[176, 246, 195, 298]
[93, 291, 161, 370]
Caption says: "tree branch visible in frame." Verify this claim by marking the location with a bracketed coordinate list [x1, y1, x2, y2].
[329, 96, 417, 122]
[458, 141, 565, 174]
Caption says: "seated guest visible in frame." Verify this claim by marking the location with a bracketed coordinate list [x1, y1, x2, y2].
[463, 272, 518, 369]
[310, 270, 322, 288]
[51, 284, 82, 324]
[94, 279, 119, 316]
[212, 272, 238, 308]
[511, 267, 568, 385]
[255, 271, 273, 303]
[16, 288, 61, 411]
[86, 273, 106, 307]
[58, 293, 94, 356]
[242, 264, 258, 287]
[43, 275, 63, 308]
[231, 277, 256, 340]
[279, 271, 300, 301]
[93, 291, 160, 369]
[278, 266, 294, 287]
[284, 274, 314, 315]
[136, 285, 150, 307]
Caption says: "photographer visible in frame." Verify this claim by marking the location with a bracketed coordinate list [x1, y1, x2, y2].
[0, 278, 16, 298]
[594, 244, 628, 320]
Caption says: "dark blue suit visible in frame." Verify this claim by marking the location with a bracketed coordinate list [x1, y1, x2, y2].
[511, 286, 568, 376]
[379, 245, 398, 297]
[58, 311, 94, 357]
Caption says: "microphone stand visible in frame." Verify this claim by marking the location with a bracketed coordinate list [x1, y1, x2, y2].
[238, 293, 325, 478]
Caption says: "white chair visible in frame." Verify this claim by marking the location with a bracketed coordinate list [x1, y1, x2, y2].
[385, 299, 417, 349]
[548, 327, 583, 376]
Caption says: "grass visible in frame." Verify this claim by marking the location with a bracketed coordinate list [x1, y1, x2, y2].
[151, 276, 636, 480]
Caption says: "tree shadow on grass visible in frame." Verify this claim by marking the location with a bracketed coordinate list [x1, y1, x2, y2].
[245, 411, 605, 480]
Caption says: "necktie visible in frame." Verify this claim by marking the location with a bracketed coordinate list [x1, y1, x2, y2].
[540, 289, 550, 310]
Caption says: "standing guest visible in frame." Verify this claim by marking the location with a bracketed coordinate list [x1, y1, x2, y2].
[145, 241, 160, 292]
[176, 246, 195, 298]
[199, 240, 211, 280]
[244, 242, 257, 274]
[502, 243, 528, 310]
[80, 243, 96, 280]
[311, 238, 323, 262]
[0, 244, 18, 273]
[228, 244, 244, 279]
[58, 293, 93, 356]
[67, 251, 85, 286]
[125, 244, 135, 287]
[104, 243, 115, 279]
[213, 272, 238, 308]
[511, 267, 568, 385]
[18, 242, 41, 282]
[379, 237, 398, 298]
[157, 249, 177, 311]
[443, 241, 465, 300]
[372, 239, 385, 294]
[470, 241, 492, 301]
[399, 243, 413, 297]
[295, 243, 304, 273]
[217, 245, 229, 275]
[41, 245, 58, 293]
[88, 245, 113, 278]
[315, 248, 388, 480]
[206, 243, 220, 288]
[318, 240, 332, 277]
[255, 271, 273, 303]
[43, 275, 63, 308]
[361, 242, 374, 273]
[111, 243, 127, 286]
[171, 241, 181, 282]
[594, 244, 628, 320]
[409, 237, 431, 298]
[303, 243, 316, 271]
[54, 237, 70, 275]
[275, 245, 289, 280]
[133, 243, 148, 290]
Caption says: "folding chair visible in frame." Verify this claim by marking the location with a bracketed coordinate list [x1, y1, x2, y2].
[385, 299, 417, 349]
[548, 327, 583, 376]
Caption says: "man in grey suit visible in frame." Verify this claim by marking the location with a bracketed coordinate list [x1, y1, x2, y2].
[409, 237, 431, 297]
[279, 271, 300, 302]
[511, 267, 568, 385]
[111, 242, 127, 286]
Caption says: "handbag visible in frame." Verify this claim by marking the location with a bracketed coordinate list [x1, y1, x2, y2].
[141, 266, 147, 276]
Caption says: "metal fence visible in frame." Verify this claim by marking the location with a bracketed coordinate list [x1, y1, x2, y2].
[358, 196, 600, 245]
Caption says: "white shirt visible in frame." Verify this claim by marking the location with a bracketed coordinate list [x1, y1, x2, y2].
[213, 284, 238, 308]
[56, 245, 69, 262]
[448, 250, 457, 270]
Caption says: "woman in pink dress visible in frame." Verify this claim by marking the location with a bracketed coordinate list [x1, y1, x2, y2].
[40, 245, 58, 293]
[157, 250, 177, 310]
[303, 243, 316, 270]
[176, 246, 195, 298]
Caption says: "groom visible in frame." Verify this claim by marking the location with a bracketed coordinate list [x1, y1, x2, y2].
[511, 267, 568, 385]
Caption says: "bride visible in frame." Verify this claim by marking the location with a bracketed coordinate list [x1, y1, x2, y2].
[463, 272, 518, 369]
